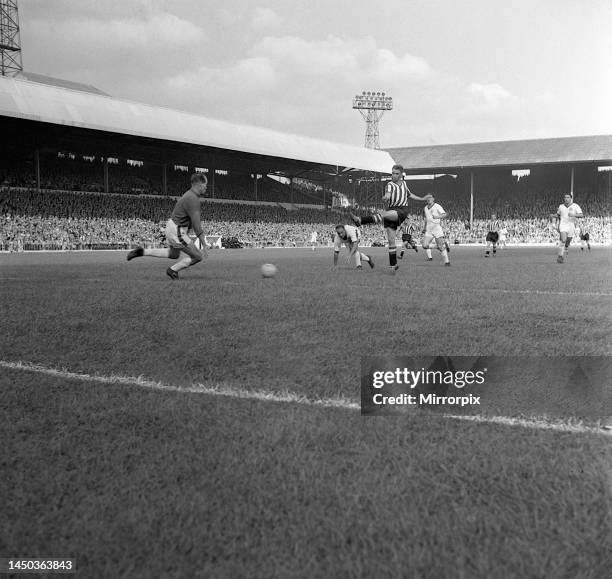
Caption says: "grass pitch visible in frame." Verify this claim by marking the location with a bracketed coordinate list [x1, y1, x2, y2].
[1, 246, 611, 578]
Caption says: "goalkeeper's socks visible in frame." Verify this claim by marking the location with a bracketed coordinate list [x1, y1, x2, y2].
[426, 248, 432, 259]
[485, 250, 490, 257]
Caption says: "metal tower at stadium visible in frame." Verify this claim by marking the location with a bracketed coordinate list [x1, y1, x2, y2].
[0, 0, 22, 76]
[352, 91, 393, 149]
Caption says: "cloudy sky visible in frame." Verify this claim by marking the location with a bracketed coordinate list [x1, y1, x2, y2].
[19, 0, 612, 148]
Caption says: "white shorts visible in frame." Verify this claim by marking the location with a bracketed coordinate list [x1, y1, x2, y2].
[424, 224, 444, 239]
[165, 219, 192, 248]
[559, 225, 576, 238]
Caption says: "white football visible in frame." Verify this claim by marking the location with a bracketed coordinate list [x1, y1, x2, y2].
[261, 263, 278, 278]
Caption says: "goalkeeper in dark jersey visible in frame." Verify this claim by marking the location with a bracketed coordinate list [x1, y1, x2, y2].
[398, 221, 419, 259]
[126, 173, 208, 279]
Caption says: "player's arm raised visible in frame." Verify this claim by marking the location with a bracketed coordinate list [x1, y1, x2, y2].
[409, 190, 428, 202]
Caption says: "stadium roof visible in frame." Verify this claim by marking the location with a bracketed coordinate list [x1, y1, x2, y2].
[0, 76, 394, 178]
[388, 135, 612, 174]
[17, 71, 109, 96]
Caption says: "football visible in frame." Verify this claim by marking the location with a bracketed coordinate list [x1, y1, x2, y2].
[261, 263, 278, 278]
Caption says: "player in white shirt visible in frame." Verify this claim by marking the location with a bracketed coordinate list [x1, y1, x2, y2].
[422, 195, 450, 266]
[555, 194, 583, 263]
[332, 224, 374, 270]
[309, 230, 318, 251]
[498, 226, 508, 249]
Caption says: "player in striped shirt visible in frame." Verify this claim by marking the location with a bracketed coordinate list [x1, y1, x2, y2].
[577, 226, 591, 251]
[398, 221, 419, 259]
[484, 214, 501, 257]
[350, 164, 427, 272]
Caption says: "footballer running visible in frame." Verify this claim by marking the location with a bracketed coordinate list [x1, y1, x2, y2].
[555, 194, 584, 263]
[398, 221, 419, 259]
[422, 194, 451, 266]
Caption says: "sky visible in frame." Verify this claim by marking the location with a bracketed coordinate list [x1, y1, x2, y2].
[17, 0, 612, 148]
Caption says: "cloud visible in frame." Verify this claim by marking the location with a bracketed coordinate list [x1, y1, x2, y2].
[167, 56, 277, 99]
[468, 83, 515, 108]
[30, 11, 202, 51]
[251, 35, 431, 82]
[251, 7, 282, 30]
[22, 5, 590, 147]
[152, 34, 437, 144]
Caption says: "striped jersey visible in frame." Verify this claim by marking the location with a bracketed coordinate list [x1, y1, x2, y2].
[384, 180, 412, 207]
[401, 222, 418, 235]
[487, 219, 501, 232]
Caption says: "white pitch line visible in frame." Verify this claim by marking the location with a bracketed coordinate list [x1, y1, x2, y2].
[1, 360, 610, 436]
[464, 288, 612, 298]
[346, 283, 612, 297]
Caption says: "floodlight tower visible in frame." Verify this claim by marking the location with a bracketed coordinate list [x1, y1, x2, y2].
[0, 0, 22, 76]
[352, 91, 393, 149]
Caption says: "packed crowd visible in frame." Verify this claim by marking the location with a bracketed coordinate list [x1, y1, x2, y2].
[0, 156, 326, 205]
[1, 187, 610, 251]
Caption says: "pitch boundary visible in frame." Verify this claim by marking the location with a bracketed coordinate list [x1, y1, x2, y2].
[1, 359, 609, 437]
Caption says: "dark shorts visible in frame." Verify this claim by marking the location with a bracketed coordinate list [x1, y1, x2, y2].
[387, 207, 409, 226]
[486, 231, 499, 243]
[581, 233, 590, 241]
[401, 233, 414, 243]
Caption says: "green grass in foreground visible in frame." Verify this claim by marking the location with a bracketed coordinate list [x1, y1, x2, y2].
[1, 372, 610, 579]
[0, 247, 611, 577]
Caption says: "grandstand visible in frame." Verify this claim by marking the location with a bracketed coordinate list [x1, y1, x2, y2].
[1, 74, 611, 252]
[0, 75, 392, 197]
